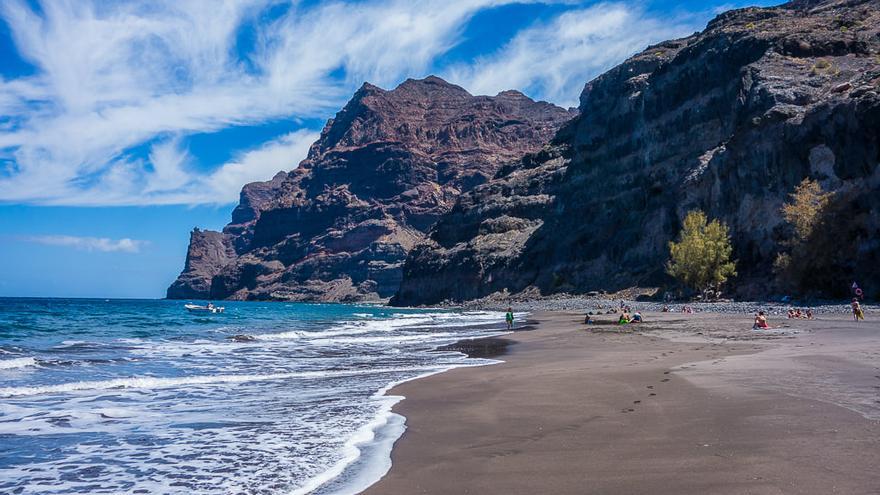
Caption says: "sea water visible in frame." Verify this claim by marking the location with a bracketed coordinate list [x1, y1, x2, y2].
[0, 298, 508, 494]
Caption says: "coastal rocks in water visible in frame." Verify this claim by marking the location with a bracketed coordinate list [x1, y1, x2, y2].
[167, 76, 574, 301]
[393, 0, 880, 305]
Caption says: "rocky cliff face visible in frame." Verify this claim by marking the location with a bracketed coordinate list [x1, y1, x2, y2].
[167, 76, 574, 301]
[394, 0, 880, 305]
[167, 229, 236, 299]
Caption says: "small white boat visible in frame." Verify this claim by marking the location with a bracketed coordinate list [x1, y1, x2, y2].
[185, 304, 225, 314]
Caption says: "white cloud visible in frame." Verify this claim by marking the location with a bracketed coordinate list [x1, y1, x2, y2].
[145, 137, 191, 194]
[23, 235, 147, 253]
[0, 0, 719, 206]
[445, 2, 702, 107]
[0, 0, 529, 206]
[200, 129, 320, 204]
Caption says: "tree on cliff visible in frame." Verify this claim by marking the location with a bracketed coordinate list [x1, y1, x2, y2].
[774, 178, 835, 292]
[667, 210, 737, 298]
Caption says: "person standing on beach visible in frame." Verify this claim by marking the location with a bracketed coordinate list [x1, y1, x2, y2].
[505, 307, 514, 330]
[852, 299, 864, 321]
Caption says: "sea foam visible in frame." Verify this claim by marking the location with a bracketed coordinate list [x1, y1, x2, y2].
[0, 357, 37, 370]
[0, 366, 443, 398]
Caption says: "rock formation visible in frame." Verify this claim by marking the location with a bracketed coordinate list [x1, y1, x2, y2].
[167, 76, 574, 301]
[393, 0, 880, 305]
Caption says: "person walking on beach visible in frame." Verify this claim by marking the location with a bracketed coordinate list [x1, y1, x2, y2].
[852, 298, 864, 321]
[505, 307, 514, 330]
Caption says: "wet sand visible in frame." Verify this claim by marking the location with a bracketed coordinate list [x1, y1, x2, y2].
[364, 311, 880, 495]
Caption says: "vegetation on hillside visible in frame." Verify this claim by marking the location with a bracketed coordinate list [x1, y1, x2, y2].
[667, 210, 737, 298]
[774, 179, 835, 291]
[774, 178, 879, 299]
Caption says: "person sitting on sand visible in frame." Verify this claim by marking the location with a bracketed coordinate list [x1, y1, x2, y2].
[796, 309, 805, 318]
[806, 308, 814, 320]
[618, 312, 630, 325]
[787, 309, 794, 319]
[662, 305, 670, 313]
[584, 313, 593, 325]
[753, 311, 769, 330]
[852, 299, 864, 322]
[505, 307, 514, 330]
[631, 312, 643, 323]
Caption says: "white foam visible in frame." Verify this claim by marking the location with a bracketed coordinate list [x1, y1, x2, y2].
[310, 332, 455, 346]
[0, 357, 37, 370]
[300, 361, 501, 495]
[0, 366, 442, 398]
[0, 307, 512, 494]
[257, 311, 504, 342]
[290, 368, 449, 495]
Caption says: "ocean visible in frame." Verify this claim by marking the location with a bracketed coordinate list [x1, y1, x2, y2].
[0, 298, 509, 494]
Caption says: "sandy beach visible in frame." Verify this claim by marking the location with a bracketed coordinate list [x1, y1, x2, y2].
[365, 311, 880, 495]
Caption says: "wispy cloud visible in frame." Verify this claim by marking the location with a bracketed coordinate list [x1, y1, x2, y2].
[0, 0, 721, 206]
[200, 129, 320, 204]
[446, 3, 702, 107]
[22, 235, 148, 253]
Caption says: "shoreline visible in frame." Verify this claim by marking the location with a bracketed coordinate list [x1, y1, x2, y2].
[309, 321, 517, 495]
[362, 311, 880, 494]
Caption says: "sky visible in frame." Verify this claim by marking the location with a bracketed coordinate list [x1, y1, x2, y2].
[0, 0, 779, 298]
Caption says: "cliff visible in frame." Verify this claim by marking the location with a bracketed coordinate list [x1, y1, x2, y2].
[167, 76, 574, 301]
[393, 0, 880, 305]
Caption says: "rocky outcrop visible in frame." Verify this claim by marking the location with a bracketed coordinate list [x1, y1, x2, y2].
[394, 0, 880, 305]
[166, 229, 236, 299]
[167, 76, 573, 301]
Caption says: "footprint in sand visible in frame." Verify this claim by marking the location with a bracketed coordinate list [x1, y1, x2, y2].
[664, 371, 671, 374]
[649, 393, 656, 396]
[633, 400, 641, 404]
[647, 385, 654, 389]
[661, 378, 670, 382]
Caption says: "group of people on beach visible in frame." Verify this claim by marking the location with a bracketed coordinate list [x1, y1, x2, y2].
[612, 302, 643, 325]
[661, 305, 694, 314]
[617, 310, 643, 325]
[787, 308, 813, 319]
[753, 298, 867, 329]
[506, 292, 868, 333]
[577, 301, 641, 325]
[581, 302, 643, 326]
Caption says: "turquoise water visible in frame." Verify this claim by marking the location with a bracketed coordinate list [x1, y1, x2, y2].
[0, 298, 505, 494]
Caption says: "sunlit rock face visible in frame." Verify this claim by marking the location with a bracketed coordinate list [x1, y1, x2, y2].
[394, 0, 880, 305]
[167, 76, 574, 301]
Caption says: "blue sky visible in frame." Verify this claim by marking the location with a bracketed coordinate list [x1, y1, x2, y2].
[0, 0, 778, 298]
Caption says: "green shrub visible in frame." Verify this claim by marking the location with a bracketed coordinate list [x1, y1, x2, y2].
[667, 210, 737, 296]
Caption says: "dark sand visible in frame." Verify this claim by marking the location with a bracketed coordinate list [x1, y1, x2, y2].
[364, 311, 880, 495]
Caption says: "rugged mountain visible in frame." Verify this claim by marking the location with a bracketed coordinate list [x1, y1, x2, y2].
[394, 0, 880, 305]
[167, 76, 574, 301]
